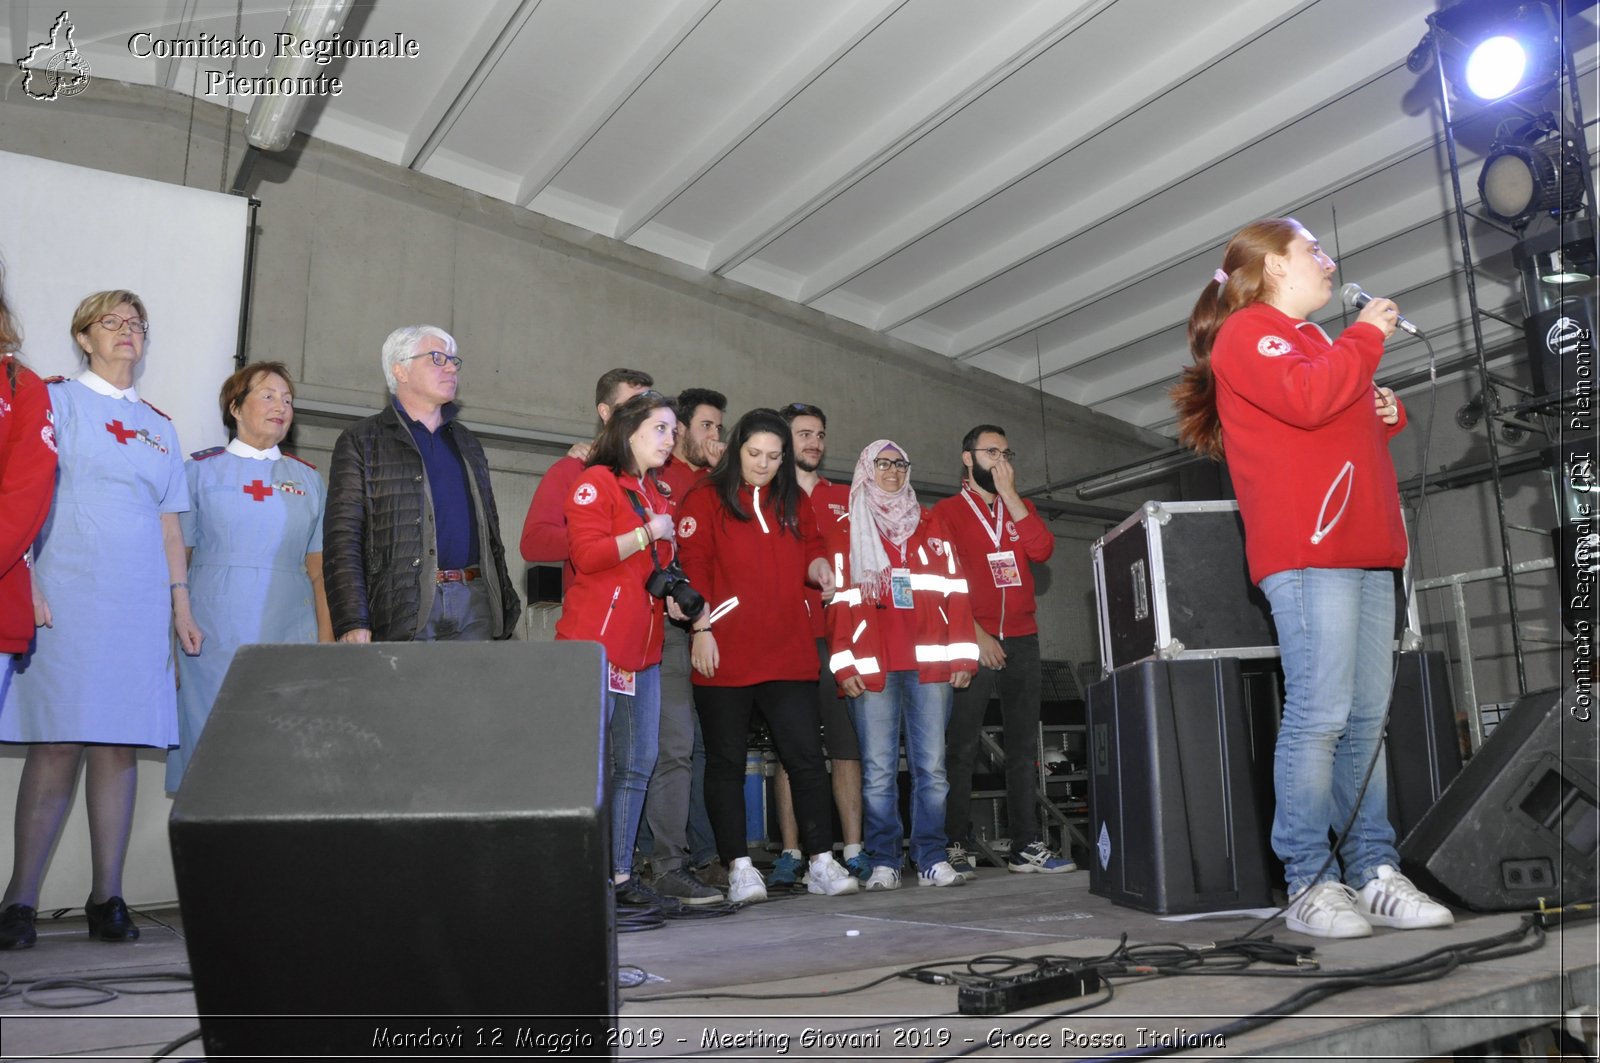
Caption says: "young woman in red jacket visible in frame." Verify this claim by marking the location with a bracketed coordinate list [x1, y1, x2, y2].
[675, 408, 858, 903]
[555, 391, 685, 905]
[1172, 217, 1451, 940]
[825, 440, 977, 891]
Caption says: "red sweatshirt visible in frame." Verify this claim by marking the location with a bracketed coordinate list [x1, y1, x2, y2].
[0, 359, 57, 654]
[802, 478, 850, 638]
[554, 465, 671, 672]
[675, 481, 826, 687]
[823, 508, 979, 691]
[654, 454, 708, 511]
[931, 488, 1053, 639]
[521, 454, 584, 591]
[1211, 302, 1409, 585]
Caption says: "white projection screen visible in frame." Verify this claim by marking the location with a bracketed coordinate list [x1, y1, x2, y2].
[0, 148, 249, 908]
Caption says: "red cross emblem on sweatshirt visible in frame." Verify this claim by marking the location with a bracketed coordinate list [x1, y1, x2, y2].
[243, 479, 274, 502]
[105, 420, 138, 444]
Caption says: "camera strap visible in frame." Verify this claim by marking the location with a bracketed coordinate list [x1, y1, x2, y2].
[622, 484, 668, 574]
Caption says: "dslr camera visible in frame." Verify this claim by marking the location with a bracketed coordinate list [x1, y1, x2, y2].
[646, 560, 705, 617]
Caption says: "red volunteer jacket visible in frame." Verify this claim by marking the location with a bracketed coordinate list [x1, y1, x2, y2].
[554, 465, 671, 672]
[931, 488, 1053, 639]
[1212, 302, 1409, 585]
[521, 453, 585, 590]
[675, 481, 826, 687]
[654, 454, 708, 512]
[0, 360, 57, 654]
[823, 508, 978, 691]
[802, 478, 850, 639]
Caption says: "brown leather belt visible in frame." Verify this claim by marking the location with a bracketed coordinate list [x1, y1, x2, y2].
[436, 566, 481, 584]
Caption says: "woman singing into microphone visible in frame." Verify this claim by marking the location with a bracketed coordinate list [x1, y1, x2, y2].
[1171, 218, 1452, 939]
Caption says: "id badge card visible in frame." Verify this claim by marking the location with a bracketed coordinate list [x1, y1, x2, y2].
[890, 567, 914, 609]
[607, 663, 637, 696]
[987, 550, 1022, 588]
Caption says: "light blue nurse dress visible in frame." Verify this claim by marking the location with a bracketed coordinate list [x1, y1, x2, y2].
[1, 375, 188, 746]
[166, 441, 324, 789]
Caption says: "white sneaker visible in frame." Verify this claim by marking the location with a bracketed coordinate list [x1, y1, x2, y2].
[1359, 865, 1454, 929]
[727, 859, 767, 904]
[1285, 881, 1372, 938]
[918, 860, 965, 888]
[863, 866, 900, 891]
[807, 855, 860, 896]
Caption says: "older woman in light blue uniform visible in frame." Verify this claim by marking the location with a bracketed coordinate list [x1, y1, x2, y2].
[0, 291, 202, 949]
[167, 362, 331, 791]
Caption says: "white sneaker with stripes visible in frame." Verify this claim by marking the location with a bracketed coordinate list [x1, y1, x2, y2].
[1358, 865, 1454, 929]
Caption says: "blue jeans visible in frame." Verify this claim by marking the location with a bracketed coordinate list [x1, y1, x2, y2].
[849, 671, 952, 872]
[1260, 567, 1399, 896]
[604, 664, 661, 878]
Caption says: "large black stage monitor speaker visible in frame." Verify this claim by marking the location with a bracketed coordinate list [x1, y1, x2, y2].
[1086, 658, 1274, 914]
[1400, 686, 1598, 912]
[170, 642, 614, 1057]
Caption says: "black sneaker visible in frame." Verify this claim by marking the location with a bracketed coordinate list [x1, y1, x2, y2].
[613, 878, 663, 911]
[84, 896, 139, 941]
[653, 867, 723, 906]
[0, 904, 36, 949]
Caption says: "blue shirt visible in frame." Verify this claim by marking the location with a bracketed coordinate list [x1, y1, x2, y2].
[394, 399, 479, 570]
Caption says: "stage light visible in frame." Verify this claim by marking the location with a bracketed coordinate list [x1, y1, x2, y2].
[1464, 35, 1527, 99]
[1478, 133, 1586, 226]
[1426, 0, 1563, 103]
[1538, 247, 1592, 284]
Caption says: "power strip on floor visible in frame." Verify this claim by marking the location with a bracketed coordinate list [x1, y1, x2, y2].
[957, 966, 1102, 1016]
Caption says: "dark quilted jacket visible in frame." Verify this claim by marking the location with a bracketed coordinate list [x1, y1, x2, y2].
[323, 402, 520, 640]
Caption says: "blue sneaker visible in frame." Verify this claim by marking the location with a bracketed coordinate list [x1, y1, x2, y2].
[1006, 840, 1076, 874]
[769, 852, 803, 887]
[945, 844, 978, 882]
[844, 852, 872, 881]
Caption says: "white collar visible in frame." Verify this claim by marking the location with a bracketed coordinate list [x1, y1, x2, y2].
[78, 370, 138, 403]
[226, 437, 282, 461]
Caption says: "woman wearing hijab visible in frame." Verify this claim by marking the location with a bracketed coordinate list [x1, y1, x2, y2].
[824, 440, 977, 891]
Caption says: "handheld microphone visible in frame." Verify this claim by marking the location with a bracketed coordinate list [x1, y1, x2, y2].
[1340, 282, 1424, 338]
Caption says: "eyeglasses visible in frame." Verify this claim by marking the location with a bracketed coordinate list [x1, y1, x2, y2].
[969, 447, 1016, 461]
[405, 350, 463, 369]
[873, 458, 911, 472]
[95, 314, 149, 335]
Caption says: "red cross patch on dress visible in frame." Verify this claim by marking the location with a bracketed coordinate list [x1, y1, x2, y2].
[243, 479, 274, 502]
[105, 419, 138, 444]
[573, 483, 598, 506]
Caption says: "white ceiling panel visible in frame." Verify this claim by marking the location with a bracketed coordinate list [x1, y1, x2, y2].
[14, 0, 1595, 439]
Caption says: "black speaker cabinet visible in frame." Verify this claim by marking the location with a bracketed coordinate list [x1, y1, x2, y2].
[1387, 650, 1462, 844]
[1400, 686, 1598, 912]
[170, 642, 615, 1056]
[1085, 658, 1273, 913]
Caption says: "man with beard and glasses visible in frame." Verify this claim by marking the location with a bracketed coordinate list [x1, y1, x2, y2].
[933, 425, 1075, 878]
[763, 403, 868, 886]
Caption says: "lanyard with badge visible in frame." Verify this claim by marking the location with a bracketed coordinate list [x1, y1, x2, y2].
[886, 535, 915, 609]
[962, 488, 1022, 589]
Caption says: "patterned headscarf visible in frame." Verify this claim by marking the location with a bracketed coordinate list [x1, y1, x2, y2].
[848, 439, 922, 604]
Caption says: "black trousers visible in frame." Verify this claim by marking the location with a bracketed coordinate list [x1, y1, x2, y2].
[695, 681, 834, 864]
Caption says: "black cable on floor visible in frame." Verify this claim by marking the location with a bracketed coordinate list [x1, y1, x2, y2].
[146, 1026, 201, 1062]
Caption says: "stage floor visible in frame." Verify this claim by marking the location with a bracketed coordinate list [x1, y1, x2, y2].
[0, 869, 1593, 1060]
